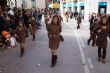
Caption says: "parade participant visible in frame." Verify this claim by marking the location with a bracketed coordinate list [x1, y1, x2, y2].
[65, 12, 69, 22]
[89, 14, 95, 27]
[30, 16, 38, 41]
[74, 11, 78, 20]
[23, 10, 30, 30]
[45, 15, 50, 30]
[70, 12, 73, 19]
[16, 19, 28, 57]
[96, 13, 101, 22]
[3, 9, 11, 31]
[108, 14, 110, 26]
[77, 14, 81, 29]
[47, 15, 62, 67]
[96, 15, 110, 63]
[88, 19, 99, 46]
[0, 9, 4, 34]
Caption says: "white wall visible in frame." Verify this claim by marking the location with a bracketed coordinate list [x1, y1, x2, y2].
[107, 2, 110, 14]
[17, 0, 22, 8]
[27, 0, 32, 9]
[35, 0, 46, 8]
[89, 0, 99, 14]
[11, 0, 46, 9]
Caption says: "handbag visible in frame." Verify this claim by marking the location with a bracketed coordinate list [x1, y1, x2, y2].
[60, 35, 64, 42]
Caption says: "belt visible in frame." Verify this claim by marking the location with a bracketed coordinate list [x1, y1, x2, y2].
[49, 34, 59, 37]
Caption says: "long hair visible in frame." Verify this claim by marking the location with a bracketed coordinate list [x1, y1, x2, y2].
[51, 15, 60, 25]
[100, 15, 109, 26]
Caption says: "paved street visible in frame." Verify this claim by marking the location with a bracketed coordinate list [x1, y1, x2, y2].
[0, 18, 110, 73]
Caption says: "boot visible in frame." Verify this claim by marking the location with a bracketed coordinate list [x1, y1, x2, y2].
[32, 35, 35, 41]
[51, 55, 57, 68]
[92, 43, 95, 47]
[87, 39, 90, 45]
[77, 26, 78, 29]
[92, 39, 96, 46]
[20, 47, 25, 57]
[101, 59, 106, 64]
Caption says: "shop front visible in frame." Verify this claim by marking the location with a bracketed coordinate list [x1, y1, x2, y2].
[98, 2, 107, 15]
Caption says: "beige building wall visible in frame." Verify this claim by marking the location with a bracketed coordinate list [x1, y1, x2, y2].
[107, 1, 110, 14]
[88, 0, 99, 14]
[16, 0, 22, 8]
[36, 0, 46, 8]
[26, 0, 32, 9]
[11, 0, 46, 9]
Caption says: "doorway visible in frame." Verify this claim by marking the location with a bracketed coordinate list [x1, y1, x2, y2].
[98, 2, 107, 15]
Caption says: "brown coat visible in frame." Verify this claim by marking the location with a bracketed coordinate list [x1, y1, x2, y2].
[96, 25, 110, 48]
[16, 25, 27, 43]
[30, 20, 38, 34]
[77, 16, 81, 24]
[90, 23, 99, 38]
[47, 24, 62, 49]
[45, 16, 50, 30]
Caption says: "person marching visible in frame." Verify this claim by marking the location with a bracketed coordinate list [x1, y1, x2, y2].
[46, 15, 62, 67]
[44, 15, 50, 30]
[77, 14, 82, 29]
[96, 15, 110, 63]
[15, 10, 28, 57]
[16, 19, 28, 57]
[65, 12, 69, 22]
[29, 16, 38, 41]
[88, 19, 99, 46]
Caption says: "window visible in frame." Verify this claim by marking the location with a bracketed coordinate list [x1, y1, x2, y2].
[32, 0, 36, 8]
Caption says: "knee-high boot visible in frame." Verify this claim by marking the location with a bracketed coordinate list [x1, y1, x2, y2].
[20, 47, 25, 57]
[51, 55, 57, 67]
[33, 34, 35, 41]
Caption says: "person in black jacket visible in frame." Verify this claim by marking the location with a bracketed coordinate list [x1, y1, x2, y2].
[0, 9, 4, 34]
[108, 15, 110, 26]
[96, 15, 110, 63]
[89, 14, 95, 27]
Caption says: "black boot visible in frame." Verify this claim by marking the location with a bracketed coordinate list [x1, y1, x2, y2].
[92, 43, 95, 47]
[20, 47, 25, 57]
[32, 35, 35, 41]
[87, 39, 90, 45]
[98, 47, 101, 61]
[51, 55, 57, 68]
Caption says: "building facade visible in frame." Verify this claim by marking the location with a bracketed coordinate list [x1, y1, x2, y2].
[8, 0, 46, 9]
[60, 0, 110, 20]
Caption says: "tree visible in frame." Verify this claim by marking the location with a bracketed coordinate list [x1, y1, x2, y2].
[0, 0, 7, 8]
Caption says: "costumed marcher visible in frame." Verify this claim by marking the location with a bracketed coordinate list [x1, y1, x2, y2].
[30, 16, 38, 41]
[77, 14, 81, 29]
[96, 15, 110, 63]
[16, 19, 28, 57]
[88, 18, 99, 46]
[47, 15, 63, 67]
